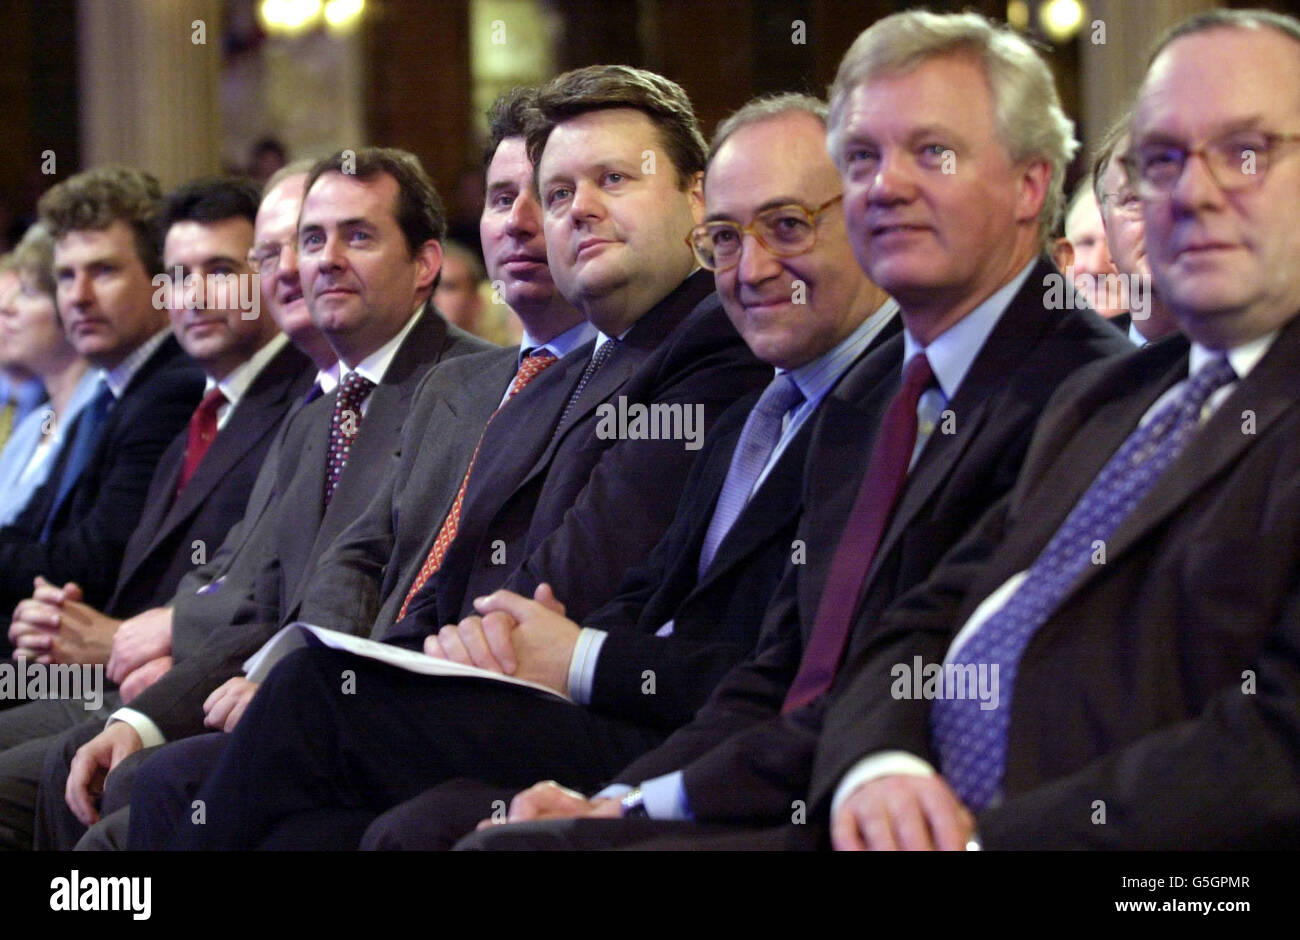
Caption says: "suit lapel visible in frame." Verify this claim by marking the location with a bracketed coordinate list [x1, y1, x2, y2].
[1062, 319, 1300, 602]
[399, 350, 521, 582]
[868, 269, 1056, 586]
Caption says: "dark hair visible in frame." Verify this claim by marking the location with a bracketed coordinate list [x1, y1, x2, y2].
[1147, 8, 1300, 64]
[304, 147, 447, 258]
[37, 166, 164, 275]
[525, 65, 707, 189]
[484, 86, 540, 169]
[252, 136, 287, 160]
[159, 176, 261, 239]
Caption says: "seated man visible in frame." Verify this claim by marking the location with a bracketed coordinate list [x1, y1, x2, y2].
[470, 7, 1300, 852]
[0, 167, 205, 641]
[126, 66, 776, 851]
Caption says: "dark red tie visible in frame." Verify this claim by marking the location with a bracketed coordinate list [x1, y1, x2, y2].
[783, 352, 935, 713]
[176, 388, 227, 494]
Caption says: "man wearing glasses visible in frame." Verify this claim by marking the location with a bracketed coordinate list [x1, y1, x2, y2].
[453, 10, 1134, 853]
[1091, 115, 1180, 346]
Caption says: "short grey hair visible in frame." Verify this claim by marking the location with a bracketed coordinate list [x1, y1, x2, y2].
[709, 93, 828, 164]
[826, 10, 1078, 250]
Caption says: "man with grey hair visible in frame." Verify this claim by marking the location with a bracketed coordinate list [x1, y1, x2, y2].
[457, 10, 1130, 852]
[804, 6, 1300, 850]
[1090, 112, 1180, 345]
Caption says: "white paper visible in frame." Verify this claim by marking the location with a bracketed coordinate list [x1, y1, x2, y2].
[242, 622, 571, 701]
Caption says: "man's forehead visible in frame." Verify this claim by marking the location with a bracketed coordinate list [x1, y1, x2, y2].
[487, 137, 532, 187]
[301, 170, 396, 220]
[1136, 29, 1300, 135]
[54, 224, 130, 261]
[257, 178, 306, 237]
[539, 109, 659, 177]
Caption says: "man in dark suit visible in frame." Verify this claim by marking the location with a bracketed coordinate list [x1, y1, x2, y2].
[0, 176, 312, 849]
[0, 167, 204, 647]
[130, 65, 769, 850]
[353, 93, 902, 849]
[454, 10, 1132, 851]
[39, 148, 489, 848]
[8, 176, 312, 661]
[811, 8, 1300, 851]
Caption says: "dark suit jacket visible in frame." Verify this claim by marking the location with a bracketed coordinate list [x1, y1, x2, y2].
[611, 258, 1133, 822]
[0, 335, 204, 624]
[129, 306, 491, 740]
[104, 340, 315, 618]
[294, 344, 520, 637]
[812, 319, 1300, 849]
[581, 314, 904, 732]
[394, 269, 771, 635]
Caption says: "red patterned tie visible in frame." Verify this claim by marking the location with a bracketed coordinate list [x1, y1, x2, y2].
[782, 352, 935, 713]
[176, 388, 227, 494]
[325, 371, 376, 506]
[396, 350, 559, 621]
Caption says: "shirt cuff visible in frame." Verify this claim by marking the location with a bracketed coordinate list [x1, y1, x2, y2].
[830, 751, 936, 820]
[109, 708, 166, 749]
[641, 771, 692, 821]
[566, 627, 607, 705]
[594, 783, 633, 801]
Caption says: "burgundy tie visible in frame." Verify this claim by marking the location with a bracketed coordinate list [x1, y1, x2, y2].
[783, 352, 935, 713]
[176, 388, 227, 494]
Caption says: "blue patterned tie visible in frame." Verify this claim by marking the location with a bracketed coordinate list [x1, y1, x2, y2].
[931, 355, 1237, 811]
[552, 338, 619, 443]
[324, 371, 375, 506]
[41, 378, 114, 542]
[698, 373, 804, 577]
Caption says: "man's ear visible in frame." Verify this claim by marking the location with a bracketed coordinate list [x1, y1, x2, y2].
[1016, 157, 1052, 226]
[687, 171, 706, 225]
[413, 239, 444, 293]
[1051, 236, 1075, 273]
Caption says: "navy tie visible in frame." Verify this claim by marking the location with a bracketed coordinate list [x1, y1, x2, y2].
[698, 373, 803, 577]
[931, 355, 1238, 811]
[41, 378, 114, 542]
[552, 339, 619, 443]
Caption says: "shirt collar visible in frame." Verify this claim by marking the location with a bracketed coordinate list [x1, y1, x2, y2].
[783, 298, 900, 405]
[1128, 321, 1147, 348]
[102, 329, 171, 400]
[1190, 330, 1278, 383]
[901, 258, 1036, 400]
[316, 362, 341, 396]
[344, 303, 424, 387]
[520, 320, 596, 364]
[207, 333, 289, 410]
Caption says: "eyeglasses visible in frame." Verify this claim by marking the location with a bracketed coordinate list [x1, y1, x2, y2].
[1099, 189, 1143, 219]
[686, 195, 843, 271]
[247, 240, 296, 275]
[1121, 131, 1300, 198]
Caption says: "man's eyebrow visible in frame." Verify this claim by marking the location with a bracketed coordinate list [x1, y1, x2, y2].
[704, 196, 814, 223]
[1136, 116, 1269, 146]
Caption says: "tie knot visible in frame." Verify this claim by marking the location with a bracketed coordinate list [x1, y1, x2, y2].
[1187, 354, 1236, 405]
[512, 349, 559, 393]
[755, 373, 804, 418]
[902, 352, 935, 396]
[198, 387, 227, 415]
[338, 371, 376, 408]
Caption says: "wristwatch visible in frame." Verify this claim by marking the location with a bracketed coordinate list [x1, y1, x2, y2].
[619, 786, 649, 818]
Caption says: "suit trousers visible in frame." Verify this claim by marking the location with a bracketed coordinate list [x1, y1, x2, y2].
[153, 648, 663, 850]
[0, 696, 116, 850]
[453, 815, 824, 851]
